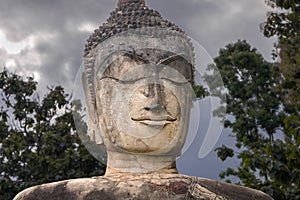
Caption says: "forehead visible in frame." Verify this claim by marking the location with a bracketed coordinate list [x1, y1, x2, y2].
[100, 49, 193, 82]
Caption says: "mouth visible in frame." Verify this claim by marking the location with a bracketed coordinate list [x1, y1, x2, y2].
[132, 116, 176, 126]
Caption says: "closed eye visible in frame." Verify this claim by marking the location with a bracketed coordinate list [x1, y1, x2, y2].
[161, 77, 190, 86]
[99, 76, 145, 84]
[118, 77, 145, 84]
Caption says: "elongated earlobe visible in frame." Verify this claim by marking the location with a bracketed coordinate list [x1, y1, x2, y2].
[82, 72, 103, 145]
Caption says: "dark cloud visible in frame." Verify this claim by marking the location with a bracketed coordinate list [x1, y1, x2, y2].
[0, 0, 115, 91]
[0, 0, 113, 41]
[149, 0, 276, 60]
[0, 0, 275, 91]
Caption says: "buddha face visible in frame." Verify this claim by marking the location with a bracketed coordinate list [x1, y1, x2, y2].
[95, 49, 194, 156]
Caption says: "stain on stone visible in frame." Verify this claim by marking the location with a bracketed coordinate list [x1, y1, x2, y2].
[168, 181, 188, 194]
[147, 181, 187, 195]
[16, 182, 78, 200]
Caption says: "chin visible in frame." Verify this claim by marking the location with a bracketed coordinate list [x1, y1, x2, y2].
[108, 130, 185, 156]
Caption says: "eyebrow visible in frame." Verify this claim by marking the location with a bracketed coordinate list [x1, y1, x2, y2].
[157, 53, 186, 66]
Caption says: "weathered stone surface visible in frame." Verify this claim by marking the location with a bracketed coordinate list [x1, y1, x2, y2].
[91, 49, 194, 173]
[14, 173, 272, 200]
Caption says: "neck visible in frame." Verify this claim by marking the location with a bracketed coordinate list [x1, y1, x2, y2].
[105, 150, 178, 175]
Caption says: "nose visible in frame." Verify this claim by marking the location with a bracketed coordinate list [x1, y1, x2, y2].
[143, 83, 165, 112]
[144, 103, 165, 111]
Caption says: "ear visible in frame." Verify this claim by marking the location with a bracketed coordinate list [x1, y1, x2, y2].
[82, 72, 103, 145]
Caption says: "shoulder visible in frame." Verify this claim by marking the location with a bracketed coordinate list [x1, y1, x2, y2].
[195, 177, 273, 200]
[13, 174, 273, 200]
[13, 177, 107, 200]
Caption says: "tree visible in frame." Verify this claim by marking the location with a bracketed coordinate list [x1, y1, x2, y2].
[213, 40, 300, 199]
[263, 1, 300, 198]
[263, 0, 300, 112]
[0, 69, 106, 200]
[213, 0, 300, 198]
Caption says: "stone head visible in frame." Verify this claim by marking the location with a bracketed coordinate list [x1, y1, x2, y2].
[83, 0, 195, 173]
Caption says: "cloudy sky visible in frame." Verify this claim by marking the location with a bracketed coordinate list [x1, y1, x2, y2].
[0, 0, 277, 180]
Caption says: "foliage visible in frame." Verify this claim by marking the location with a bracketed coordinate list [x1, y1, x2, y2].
[212, 40, 300, 199]
[263, 0, 300, 39]
[0, 69, 106, 200]
[265, 2, 300, 198]
[193, 85, 209, 99]
[277, 37, 300, 154]
[263, 0, 300, 114]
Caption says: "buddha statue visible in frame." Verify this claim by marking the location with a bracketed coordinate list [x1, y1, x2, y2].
[82, 5, 195, 174]
[14, 0, 273, 199]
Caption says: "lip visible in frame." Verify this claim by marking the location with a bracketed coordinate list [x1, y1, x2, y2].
[138, 120, 172, 126]
[132, 116, 176, 126]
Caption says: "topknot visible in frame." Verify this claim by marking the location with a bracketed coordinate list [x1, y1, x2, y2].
[117, 0, 145, 7]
